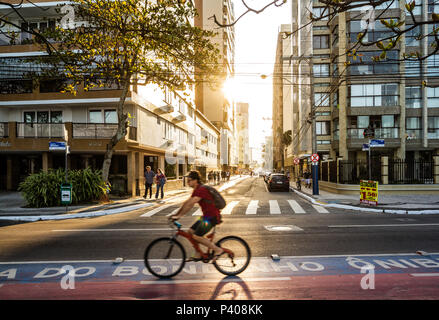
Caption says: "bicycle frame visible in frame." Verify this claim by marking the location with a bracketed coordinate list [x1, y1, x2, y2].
[171, 222, 233, 262]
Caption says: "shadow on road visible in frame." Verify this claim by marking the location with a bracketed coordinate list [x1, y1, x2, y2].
[209, 276, 254, 300]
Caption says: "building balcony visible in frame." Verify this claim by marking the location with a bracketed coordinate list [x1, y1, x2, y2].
[347, 127, 400, 139]
[72, 123, 119, 139]
[16, 122, 65, 138]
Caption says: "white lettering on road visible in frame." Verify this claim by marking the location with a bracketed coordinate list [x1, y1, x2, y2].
[34, 268, 64, 278]
[0, 268, 17, 279]
[373, 260, 408, 269]
[411, 259, 439, 268]
[113, 266, 139, 277]
[299, 262, 325, 272]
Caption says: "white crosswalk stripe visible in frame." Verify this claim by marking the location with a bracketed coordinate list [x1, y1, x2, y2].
[166, 208, 179, 217]
[269, 200, 281, 214]
[140, 204, 174, 217]
[287, 200, 306, 214]
[312, 204, 330, 213]
[245, 200, 259, 215]
[221, 201, 240, 215]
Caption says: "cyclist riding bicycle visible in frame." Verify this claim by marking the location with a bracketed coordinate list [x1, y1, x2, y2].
[170, 170, 225, 262]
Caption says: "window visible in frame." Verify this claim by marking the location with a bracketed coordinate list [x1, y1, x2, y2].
[405, 59, 421, 77]
[382, 115, 395, 128]
[314, 93, 330, 106]
[349, 20, 395, 43]
[312, 7, 328, 20]
[350, 83, 399, 107]
[314, 82, 330, 88]
[313, 26, 329, 31]
[406, 86, 422, 109]
[405, 1, 422, 15]
[427, 55, 439, 77]
[316, 121, 330, 135]
[333, 91, 339, 108]
[313, 35, 329, 49]
[163, 121, 174, 140]
[316, 112, 331, 116]
[428, 117, 439, 139]
[89, 110, 103, 123]
[348, 50, 399, 75]
[188, 133, 195, 145]
[428, 87, 439, 108]
[104, 110, 117, 123]
[406, 117, 422, 139]
[317, 140, 331, 145]
[406, 25, 421, 47]
[428, 0, 439, 14]
[313, 64, 330, 77]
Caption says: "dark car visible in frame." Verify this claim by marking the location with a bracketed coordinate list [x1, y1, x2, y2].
[267, 174, 290, 192]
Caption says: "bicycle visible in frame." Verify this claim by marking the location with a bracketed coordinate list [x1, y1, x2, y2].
[296, 178, 301, 191]
[144, 220, 251, 278]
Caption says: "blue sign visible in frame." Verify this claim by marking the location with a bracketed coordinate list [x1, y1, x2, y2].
[370, 139, 385, 147]
[49, 142, 66, 151]
[362, 144, 370, 151]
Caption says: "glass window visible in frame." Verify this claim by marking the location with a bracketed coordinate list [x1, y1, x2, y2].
[407, 117, 421, 129]
[24, 111, 35, 123]
[428, 117, 439, 139]
[428, 0, 439, 13]
[406, 86, 422, 108]
[313, 35, 329, 49]
[316, 121, 330, 135]
[428, 87, 439, 108]
[349, 83, 399, 107]
[349, 50, 399, 75]
[382, 115, 394, 128]
[427, 55, 439, 77]
[104, 110, 117, 123]
[313, 64, 330, 77]
[405, 1, 422, 15]
[313, 7, 328, 20]
[89, 110, 102, 123]
[314, 93, 330, 106]
[37, 111, 49, 123]
[50, 111, 63, 123]
[358, 116, 369, 128]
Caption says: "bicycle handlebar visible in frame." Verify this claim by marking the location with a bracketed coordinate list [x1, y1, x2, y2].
[168, 219, 182, 229]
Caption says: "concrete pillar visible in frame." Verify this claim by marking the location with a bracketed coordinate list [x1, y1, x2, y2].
[138, 153, 144, 196]
[337, 158, 341, 184]
[6, 156, 13, 191]
[159, 155, 165, 172]
[42, 152, 49, 172]
[127, 151, 136, 197]
[338, 12, 348, 160]
[381, 156, 389, 185]
[434, 156, 439, 184]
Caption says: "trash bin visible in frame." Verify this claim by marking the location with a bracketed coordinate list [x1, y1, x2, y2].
[61, 183, 72, 205]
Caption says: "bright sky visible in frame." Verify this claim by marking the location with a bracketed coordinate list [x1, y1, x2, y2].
[230, 0, 291, 162]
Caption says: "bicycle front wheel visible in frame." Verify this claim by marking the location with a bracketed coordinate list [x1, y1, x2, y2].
[213, 236, 251, 276]
[144, 237, 186, 278]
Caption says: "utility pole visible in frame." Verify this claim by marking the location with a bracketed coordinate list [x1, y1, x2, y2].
[309, 58, 319, 195]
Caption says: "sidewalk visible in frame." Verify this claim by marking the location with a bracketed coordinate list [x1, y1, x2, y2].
[0, 174, 246, 217]
[293, 184, 439, 213]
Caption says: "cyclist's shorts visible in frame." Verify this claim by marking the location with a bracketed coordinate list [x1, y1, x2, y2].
[190, 216, 219, 236]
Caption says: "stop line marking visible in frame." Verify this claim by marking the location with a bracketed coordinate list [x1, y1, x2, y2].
[410, 273, 439, 277]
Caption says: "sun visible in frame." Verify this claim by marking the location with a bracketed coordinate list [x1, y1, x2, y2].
[222, 78, 239, 102]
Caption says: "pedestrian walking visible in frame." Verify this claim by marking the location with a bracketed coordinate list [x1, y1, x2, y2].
[226, 171, 230, 181]
[155, 168, 166, 200]
[144, 166, 156, 199]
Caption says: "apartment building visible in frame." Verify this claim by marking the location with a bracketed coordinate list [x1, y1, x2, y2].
[194, 0, 238, 172]
[272, 24, 294, 171]
[289, 0, 439, 171]
[0, 1, 220, 194]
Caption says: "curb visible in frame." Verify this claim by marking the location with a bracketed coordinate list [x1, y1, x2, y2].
[290, 187, 439, 215]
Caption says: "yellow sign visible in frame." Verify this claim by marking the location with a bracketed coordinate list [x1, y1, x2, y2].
[360, 180, 378, 206]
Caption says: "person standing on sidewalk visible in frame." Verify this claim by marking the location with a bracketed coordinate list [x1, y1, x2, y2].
[155, 168, 166, 200]
[144, 166, 156, 199]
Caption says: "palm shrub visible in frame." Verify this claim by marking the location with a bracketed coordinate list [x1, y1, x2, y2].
[19, 168, 107, 208]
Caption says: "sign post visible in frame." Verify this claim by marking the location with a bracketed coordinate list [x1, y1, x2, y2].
[311, 153, 319, 195]
[50, 141, 70, 212]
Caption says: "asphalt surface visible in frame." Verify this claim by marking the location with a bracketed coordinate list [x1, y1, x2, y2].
[1, 176, 439, 299]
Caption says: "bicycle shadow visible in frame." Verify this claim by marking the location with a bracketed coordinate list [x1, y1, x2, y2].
[209, 276, 254, 300]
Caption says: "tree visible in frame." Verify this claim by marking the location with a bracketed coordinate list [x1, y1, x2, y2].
[33, 0, 221, 183]
[280, 129, 292, 170]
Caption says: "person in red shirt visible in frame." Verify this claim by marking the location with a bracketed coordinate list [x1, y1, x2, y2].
[170, 170, 224, 262]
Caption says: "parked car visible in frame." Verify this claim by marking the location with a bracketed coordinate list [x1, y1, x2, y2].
[267, 174, 290, 192]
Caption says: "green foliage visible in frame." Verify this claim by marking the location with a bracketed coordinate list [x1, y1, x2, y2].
[165, 163, 176, 179]
[18, 168, 107, 208]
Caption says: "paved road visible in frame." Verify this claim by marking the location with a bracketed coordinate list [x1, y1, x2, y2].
[1, 176, 439, 299]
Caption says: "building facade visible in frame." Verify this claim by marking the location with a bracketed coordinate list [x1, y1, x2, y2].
[0, 1, 221, 194]
[194, 0, 238, 172]
[236, 102, 250, 170]
[288, 0, 439, 176]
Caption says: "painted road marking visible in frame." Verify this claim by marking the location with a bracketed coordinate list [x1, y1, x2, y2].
[140, 277, 291, 285]
[287, 200, 306, 214]
[140, 204, 174, 217]
[221, 201, 240, 215]
[410, 273, 439, 277]
[312, 205, 329, 213]
[166, 208, 180, 217]
[192, 208, 202, 216]
[246, 200, 259, 215]
[269, 200, 281, 214]
[329, 223, 439, 228]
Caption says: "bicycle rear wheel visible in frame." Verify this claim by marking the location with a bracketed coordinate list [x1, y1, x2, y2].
[144, 237, 186, 278]
[213, 236, 251, 276]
